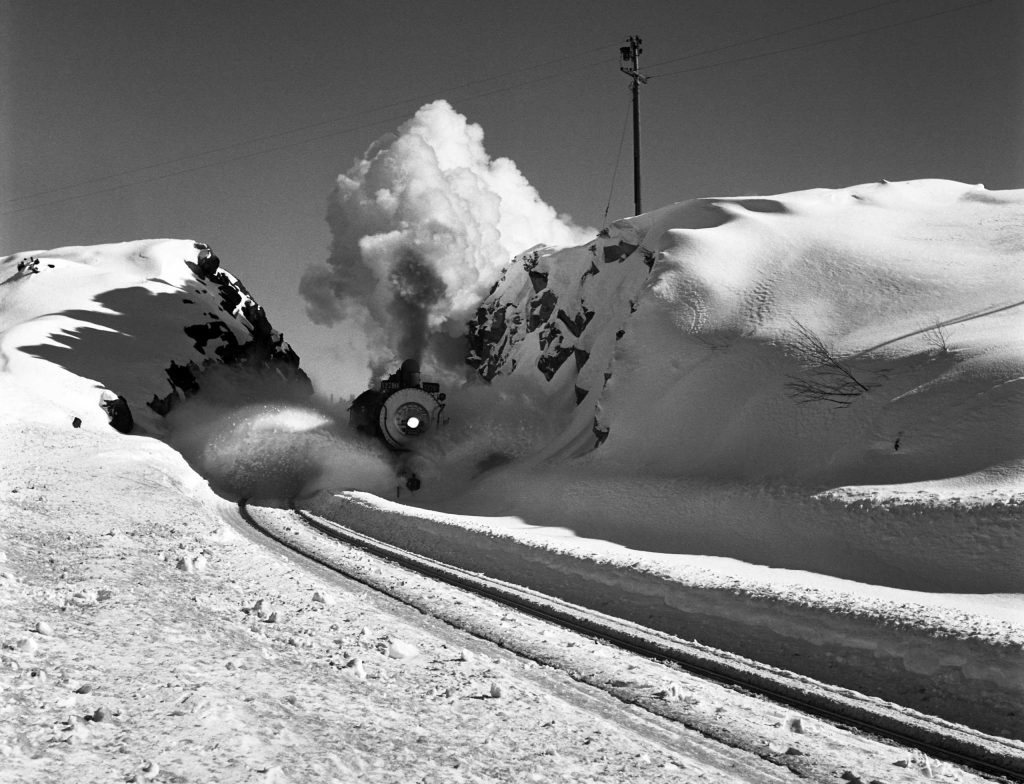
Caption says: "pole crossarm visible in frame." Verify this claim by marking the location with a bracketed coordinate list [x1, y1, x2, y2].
[619, 67, 648, 84]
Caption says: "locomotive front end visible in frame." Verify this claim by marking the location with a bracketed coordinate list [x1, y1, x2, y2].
[349, 358, 446, 452]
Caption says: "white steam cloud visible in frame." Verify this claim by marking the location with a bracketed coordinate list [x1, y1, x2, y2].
[300, 99, 593, 378]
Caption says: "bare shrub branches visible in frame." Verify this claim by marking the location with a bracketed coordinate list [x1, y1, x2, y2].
[785, 321, 879, 407]
[922, 322, 952, 355]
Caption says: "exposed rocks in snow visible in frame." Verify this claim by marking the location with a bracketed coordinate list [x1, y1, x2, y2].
[89, 705, 110, 723]
[99, 391, 134, 433]
[387, 639, 420, 660]
[207, 525, 243, 544]
[311, 590, 335, 605]
[345, 657, 367, 680]
[150, 242, 312, 414]
[134, 760, 160, 781]
[465, 222, 654, 451]
[655, 681, 684, 701]
[15, 637, 39, 654]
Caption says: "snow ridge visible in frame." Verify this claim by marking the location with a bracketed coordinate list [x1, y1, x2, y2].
[0, 239, 311, 431]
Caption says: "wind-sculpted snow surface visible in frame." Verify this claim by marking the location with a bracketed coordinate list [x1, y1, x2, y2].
[454, 180, 1024, 593]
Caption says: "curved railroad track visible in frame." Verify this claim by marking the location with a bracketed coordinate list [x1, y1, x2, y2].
[237, 501, 1024, 782]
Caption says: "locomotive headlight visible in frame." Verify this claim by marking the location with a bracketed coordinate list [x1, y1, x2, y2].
[395, 402, 429, 436]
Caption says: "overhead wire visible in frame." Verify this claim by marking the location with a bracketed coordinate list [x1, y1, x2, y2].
[647, 0, 997, 80]
[642, 0, 906, 75]
[603, 93, 633, 227]
[1, 52, 618, 218]
[2, 40, 620, 211]
[3, 0, 1002, 217]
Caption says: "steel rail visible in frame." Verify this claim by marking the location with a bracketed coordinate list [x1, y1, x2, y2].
[237, 501, 1024, 781]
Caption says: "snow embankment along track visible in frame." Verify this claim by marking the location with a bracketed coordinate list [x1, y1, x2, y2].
[300, 490, 1024, 743]
[239, 501, 1024, 781]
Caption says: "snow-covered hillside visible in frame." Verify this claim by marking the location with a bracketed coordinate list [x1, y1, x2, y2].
[442, 180, 1024, 595]
[468, 179, 1024, 483]
[0, 239, 310, 434]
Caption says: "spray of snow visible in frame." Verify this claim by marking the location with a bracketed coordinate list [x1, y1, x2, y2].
[299, 100, 593, 380]
[168, 398, 395, 502]
[162, 366, 395, 502]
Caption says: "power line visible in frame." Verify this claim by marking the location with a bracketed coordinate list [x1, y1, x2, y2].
[603, 91, 633, 226]
[643, 0, 905, 75]
[648, 0, 996, 80]
[3, 0, 1001, 218]
[1, 112, 423, 217]
[3, 40, 620, 209]
[1, 52, 619, 218]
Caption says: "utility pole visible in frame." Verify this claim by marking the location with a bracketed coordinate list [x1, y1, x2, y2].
[620, 35, 647, 216]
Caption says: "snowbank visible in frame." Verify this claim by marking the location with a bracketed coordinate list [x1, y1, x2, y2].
[307, 489, 1024, 740]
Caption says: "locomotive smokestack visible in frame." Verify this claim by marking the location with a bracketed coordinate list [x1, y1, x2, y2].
[400, 358, 421, 388]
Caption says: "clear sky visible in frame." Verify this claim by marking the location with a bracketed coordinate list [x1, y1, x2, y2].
[2, 0, 1022, 394]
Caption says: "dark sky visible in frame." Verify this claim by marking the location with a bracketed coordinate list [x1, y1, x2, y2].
[2, 0, 1022, 391]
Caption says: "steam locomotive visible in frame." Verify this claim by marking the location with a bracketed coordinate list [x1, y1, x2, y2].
[349, 358, 446, 452]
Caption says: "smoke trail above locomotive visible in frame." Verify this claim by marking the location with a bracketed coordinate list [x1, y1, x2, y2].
[386, 249, 446, 364]
[299, 99, 593, 381]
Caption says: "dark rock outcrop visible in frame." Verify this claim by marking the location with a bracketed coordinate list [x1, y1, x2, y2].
[148, 244, 312, 414]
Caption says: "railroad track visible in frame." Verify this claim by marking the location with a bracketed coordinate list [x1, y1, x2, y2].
[237, 501, 1024, 782]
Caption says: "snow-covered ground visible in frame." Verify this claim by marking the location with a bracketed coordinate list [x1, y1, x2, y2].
[1, 180, 1023, 779]
[3, 405, 1006, 783]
